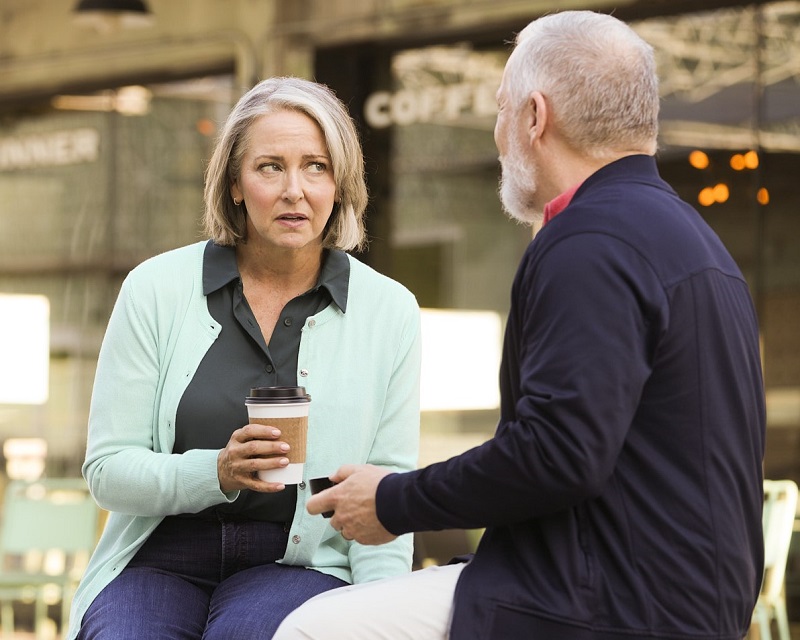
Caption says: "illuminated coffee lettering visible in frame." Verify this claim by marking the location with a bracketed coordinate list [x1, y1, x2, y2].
[363, 81, 499, 129]
[443, 84, 472, 120]
[363, 91, 392, 129]
[391, 90, 417, 126]
[415, 86, 445, 122]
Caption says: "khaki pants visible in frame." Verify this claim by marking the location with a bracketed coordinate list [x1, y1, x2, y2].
[273, 562, 465, 639]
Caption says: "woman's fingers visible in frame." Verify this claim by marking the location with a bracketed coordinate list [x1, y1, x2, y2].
[217, 425, 291, 492]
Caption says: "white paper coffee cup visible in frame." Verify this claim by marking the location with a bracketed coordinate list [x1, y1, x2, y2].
[245, 386, 311, 485]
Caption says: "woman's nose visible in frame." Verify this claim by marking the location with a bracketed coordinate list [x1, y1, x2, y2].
[282, 171, 304, 203]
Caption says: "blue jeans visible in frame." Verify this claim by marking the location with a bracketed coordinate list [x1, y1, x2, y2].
[77, 515, 347, 639]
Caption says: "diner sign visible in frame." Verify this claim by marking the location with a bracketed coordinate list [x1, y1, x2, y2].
[0, 127, 100, 172]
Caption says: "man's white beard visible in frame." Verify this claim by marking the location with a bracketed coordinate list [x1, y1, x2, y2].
[498, 137, 542, 226]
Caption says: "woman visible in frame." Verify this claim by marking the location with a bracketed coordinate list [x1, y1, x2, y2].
[69, 77, 421, 639]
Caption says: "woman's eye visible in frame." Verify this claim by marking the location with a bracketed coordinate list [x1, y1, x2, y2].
[259, 162, 281, 172]
[308, 162, 327, 173]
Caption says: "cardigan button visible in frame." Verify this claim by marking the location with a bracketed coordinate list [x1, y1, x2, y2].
[308, 319, 316, 328]
[292, 535, 301, 544]
[299, 369, 308, 377]
[299, 481, 306, 490]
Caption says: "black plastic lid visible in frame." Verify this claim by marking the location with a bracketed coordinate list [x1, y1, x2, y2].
[246, 386, 311, 403]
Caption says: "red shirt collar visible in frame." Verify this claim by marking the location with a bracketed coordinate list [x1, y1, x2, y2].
[542, 183, 581, 227]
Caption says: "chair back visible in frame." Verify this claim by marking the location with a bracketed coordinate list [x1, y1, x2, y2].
[1, 478, 99, 574]
[761, 479, 798, 603]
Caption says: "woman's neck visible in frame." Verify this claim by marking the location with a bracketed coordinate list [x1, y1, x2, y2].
[236, 243, 323, 293]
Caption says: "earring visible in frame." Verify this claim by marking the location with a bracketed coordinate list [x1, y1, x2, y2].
[233, 197, 242, 206]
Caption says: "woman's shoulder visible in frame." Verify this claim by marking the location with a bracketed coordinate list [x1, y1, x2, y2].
[346, 254, 415, 299]
[124, 241, 206, 287]
[347, 254, 408, 291]
[120, 241, 206, 309]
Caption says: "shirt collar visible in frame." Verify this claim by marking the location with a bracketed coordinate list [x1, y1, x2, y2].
[542, 182, 582, 227]
[202, 240, 350, 313]
[319, 249, 350, 313]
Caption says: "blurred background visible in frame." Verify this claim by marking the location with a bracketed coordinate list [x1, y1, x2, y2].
[0, 0, 799, 635]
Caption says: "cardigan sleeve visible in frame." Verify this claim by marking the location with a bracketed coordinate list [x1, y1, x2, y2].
[83, 261, 233, 516]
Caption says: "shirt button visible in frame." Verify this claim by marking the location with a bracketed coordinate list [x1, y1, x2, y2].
[283, 317, 293, 326]
[265, 364, 274, 373]
[299, 481, 306, 490]
[299, 369, 308, 377]
[292, 535, 301, 544]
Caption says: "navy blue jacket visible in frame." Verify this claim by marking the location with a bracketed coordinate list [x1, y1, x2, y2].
[378, 155, 765, 639]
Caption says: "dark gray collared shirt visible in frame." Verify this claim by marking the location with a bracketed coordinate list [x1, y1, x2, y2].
[174, 240, 349, 522]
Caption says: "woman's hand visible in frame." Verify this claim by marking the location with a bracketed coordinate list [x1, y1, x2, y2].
[217, 424, 291, 493]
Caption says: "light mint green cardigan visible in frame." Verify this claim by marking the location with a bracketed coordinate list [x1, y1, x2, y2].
[68, 241, 421, 639]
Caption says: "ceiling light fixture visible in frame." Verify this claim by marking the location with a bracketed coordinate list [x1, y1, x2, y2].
[73, 0, 154, 32]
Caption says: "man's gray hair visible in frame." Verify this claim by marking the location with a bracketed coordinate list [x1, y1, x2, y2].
[507, 11, 659, 158]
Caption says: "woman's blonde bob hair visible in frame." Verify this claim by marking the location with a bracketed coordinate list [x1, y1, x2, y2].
[203, 76, 368, 251]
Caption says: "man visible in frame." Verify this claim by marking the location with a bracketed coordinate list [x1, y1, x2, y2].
[274, 10, 766, 640]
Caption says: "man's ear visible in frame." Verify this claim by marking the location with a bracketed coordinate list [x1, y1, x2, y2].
[527, 91, 548, 144]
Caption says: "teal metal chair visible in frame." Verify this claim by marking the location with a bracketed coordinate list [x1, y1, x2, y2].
[751, 479, 798, 640]
[0, 478, 99, 639]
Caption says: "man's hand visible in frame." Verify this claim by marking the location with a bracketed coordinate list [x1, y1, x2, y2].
[307, 464, 397, 545]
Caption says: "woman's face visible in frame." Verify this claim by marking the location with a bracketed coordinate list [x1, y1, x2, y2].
[231, 110, 337, 256]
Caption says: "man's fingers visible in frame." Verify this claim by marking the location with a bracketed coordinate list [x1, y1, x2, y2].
[307, 487, 336, 516]
[307, 464, 368, 516]
[330, 464, 363, 484]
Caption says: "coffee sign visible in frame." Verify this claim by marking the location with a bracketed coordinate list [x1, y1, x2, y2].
[364, 80, 498, 129]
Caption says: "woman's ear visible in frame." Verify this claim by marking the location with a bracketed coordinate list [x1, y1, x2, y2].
[230, 181, 243, 204]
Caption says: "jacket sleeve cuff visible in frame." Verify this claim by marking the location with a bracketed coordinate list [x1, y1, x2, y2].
[376, 470, 416, 536]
